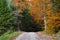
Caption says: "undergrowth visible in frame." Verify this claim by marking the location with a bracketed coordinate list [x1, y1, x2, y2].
[0, 30, 20, 40]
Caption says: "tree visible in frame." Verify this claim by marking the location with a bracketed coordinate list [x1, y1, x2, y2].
[0, 0, 15, 35]
[19, 9, 42, 32]
[46, 0, 60, 34]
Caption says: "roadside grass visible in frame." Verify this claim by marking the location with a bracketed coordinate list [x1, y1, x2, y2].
[0, 30, 59, 40]
[52, 31, 60, 40]
[43, 30, 60, 40]
[57, 31, 60, 34]
[0, 30, 20, 40]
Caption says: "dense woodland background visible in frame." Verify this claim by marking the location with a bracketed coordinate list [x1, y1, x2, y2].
[0, 0, 60, 40]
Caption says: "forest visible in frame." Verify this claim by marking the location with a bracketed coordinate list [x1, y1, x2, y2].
[0, 0, 60, 40]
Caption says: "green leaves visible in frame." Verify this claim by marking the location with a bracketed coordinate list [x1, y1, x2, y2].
[51, 0, 56, 3]
[20, 9, 41, 32]
[51, 0, 60, 14]
[0, 30, 20, 40]
[0, 0, 15, 34]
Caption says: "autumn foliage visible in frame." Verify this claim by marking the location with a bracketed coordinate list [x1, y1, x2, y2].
[12, 0, 60, 34]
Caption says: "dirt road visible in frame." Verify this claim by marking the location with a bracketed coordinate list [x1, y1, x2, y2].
[13, 32, 53, 40]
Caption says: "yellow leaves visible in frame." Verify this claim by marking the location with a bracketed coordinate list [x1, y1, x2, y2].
[45, 0, 51, 3]
[13, 0, 60, 33]
[27, 0, 44, 22]
[47, 4, 52, 10]
[46, 26, 54, 34]
[46, 11, 52, 17]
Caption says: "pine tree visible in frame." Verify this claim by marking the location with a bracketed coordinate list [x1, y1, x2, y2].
[19, 9, 42, 32]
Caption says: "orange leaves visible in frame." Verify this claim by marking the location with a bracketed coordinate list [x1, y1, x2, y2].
[13, 0, 44, 22]
[13, 0, 60, 33]
[28, 0, 44, 22]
